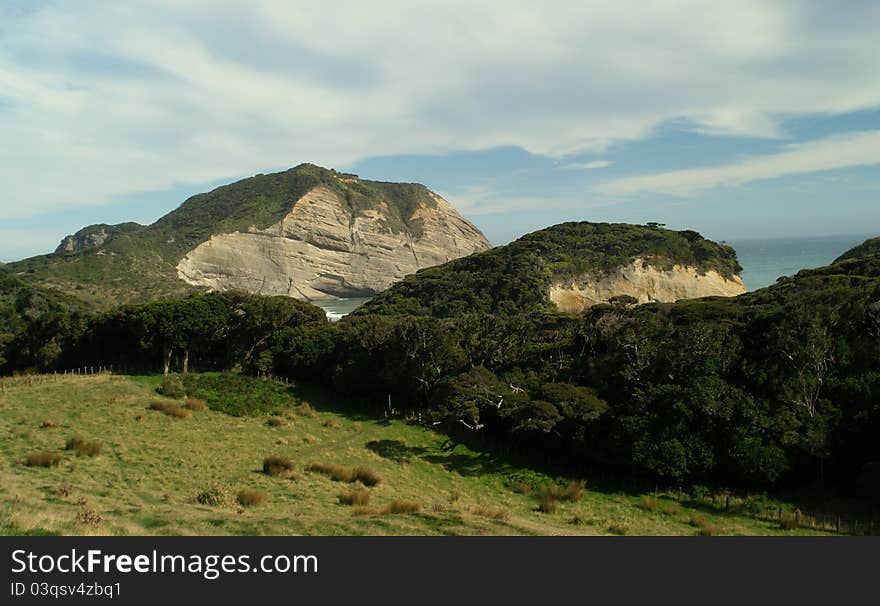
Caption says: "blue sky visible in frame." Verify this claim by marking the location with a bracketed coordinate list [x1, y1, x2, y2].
[1, 1, 879, 261]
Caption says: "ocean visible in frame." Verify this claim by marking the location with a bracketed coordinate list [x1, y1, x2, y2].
[728, 233, 874, 291]
[312, 233, 876, 320]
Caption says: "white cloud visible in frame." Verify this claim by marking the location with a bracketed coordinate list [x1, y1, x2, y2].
[559, 160, 615, 171]
[597, 130, 880, 195]
[0, 1, 879, 219]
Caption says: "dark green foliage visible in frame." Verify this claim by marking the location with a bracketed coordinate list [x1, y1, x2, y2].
[156, 376, 185, 398]
[182, 374, 299, 417]
[834, 236, 880, 264]
[357, 222, 741, 317]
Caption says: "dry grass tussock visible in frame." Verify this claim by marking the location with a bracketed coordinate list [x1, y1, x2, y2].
[65, 436, 102, 457]
[337, 490, 371, 506]
[24, 452, 62, 467]
[236, 489, 268, 507]
[263, 456, 297, 478]
[306, 463, 381, 486]
[382, 500, 420, 514]
[148, 401, 191, 419]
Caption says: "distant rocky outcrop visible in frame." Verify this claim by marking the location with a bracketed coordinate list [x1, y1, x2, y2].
[175, 183, 490, 301]
[356, 222, 746, 317]
[55, 223, 142, 254]
[11, 164, 490, 308]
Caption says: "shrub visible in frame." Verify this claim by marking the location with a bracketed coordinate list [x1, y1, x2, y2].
[148, 402, 191, 419]
[263, 456, 296, 477]
[306, 463, 381, 486]
[297, 403, 318, 418]
[383, 500, 420, 514]
[779, 514, 800, 531]
[353, 467, 382, 487]
[338, 490, 371, 506]
[537, 495, 558, 514]
[323, 419, 342, 429]
[608, 523, 629, 536]
[76, 509, 103, 526]
[196, 485, 233, 507]
[156, 375, 186, 399]
[266, 417, 286, 427]
[236, 489, 268, 507]
[562, 480, 585, 502]
[39, 420, 57, 429]
[510, 482, 532, 495]
[473, 507, 510, 521]
[689, 512, 709, 528]
[184, 398, 208, 411]
[638, 496, 659, 512]
[25, 452, 61, 467]
[65, 437, 102, 457]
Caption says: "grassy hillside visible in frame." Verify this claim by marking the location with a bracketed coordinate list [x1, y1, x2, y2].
[6, 164, 440, 310]
[0, 373, 829, 536]
[358, 222, 742, 317]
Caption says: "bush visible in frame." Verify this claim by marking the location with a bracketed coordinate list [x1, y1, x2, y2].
[353, 467, 382, 487]
[39, 420, 57, 429]
[236, 489, 268, 507]
[338, 490, 371, 506]
[297, 403, 318, 418]
[638, 496, 659, 511]
[65, 437, 102, 457]
[76, 509, 103, 526]
[184, 398, 208, 411]
[562, 480, 585, 502]
[148, 402, 191, 419]
[25, 452, 62, 467]
[509, 481, 532, 496]
[306, 463, 381, 486]
[383, 500, 420, 514]
[156, 375, 186, 399]
[537, 495, 558, 514]
[263, 456, 296, 477]
[473, 507, 510, 521]
[779, 514, 800, 531]
[196, 485, 233, 507]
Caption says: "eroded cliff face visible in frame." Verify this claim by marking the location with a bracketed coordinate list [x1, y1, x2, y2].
[549, 258, 746, 313]
[176, 185, 491, 300]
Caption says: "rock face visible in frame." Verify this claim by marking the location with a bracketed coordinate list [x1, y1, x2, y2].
[55, 223, 142, 254]
[176, 185, 491, 300]
[548, 258, 746, 313]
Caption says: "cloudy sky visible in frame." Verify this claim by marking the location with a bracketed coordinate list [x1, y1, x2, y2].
[1, 0, 879, 261]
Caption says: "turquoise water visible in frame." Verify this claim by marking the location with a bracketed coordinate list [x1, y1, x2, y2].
[728, 233, 875, 291]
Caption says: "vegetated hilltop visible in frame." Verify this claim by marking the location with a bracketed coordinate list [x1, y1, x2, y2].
[6, 164, 490, 309]
[834, 236, 880, 264]
[276, 236, 880, 494]
[357, 221, 745, 317]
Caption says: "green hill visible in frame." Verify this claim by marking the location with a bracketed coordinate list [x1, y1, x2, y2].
[6, 164, 442, 309]
[834, 236, 880, 264]
[357, 221, 742, 317]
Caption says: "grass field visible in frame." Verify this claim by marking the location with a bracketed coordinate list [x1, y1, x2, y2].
[0, 373, 833, 536]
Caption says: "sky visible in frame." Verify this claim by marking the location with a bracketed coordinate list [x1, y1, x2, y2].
[1, 0, 879, 261]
